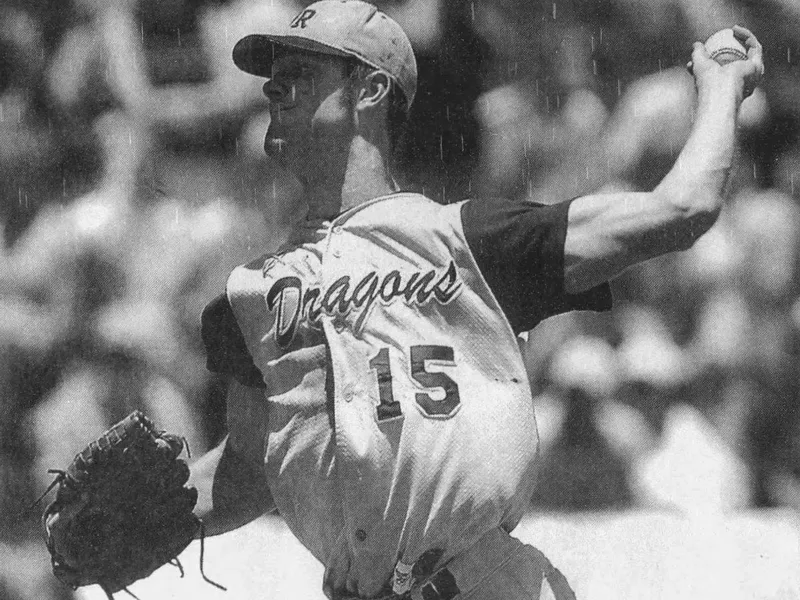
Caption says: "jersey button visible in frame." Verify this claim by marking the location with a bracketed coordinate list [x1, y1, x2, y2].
[355, 529, 367, 542]
[332, 225, 343, 234]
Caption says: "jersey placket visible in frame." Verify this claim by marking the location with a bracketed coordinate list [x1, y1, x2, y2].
[320, 218, 400, 595]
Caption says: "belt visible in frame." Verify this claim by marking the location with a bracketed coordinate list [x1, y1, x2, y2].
[335, 548, 575, 600]
[333, 548, 458, 600]
[334, 530, 576, 600]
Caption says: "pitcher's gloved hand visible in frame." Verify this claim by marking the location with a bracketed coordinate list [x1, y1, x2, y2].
[40, 410, 223, 598]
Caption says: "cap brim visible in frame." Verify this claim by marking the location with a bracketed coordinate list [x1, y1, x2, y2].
[233, 34, 350, 77]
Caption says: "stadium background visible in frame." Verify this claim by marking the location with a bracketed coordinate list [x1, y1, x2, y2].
[0, 0, 799, 598]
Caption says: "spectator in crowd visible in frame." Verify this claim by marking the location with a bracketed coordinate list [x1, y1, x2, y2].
[532, 336, 634, 510]
[687, 190, 800, 507]
[616, 306, 752, 513]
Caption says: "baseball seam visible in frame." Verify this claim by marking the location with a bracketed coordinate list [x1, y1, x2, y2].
[709, 49, 748, 61]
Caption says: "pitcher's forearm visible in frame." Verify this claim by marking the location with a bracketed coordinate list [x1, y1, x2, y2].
[655, 73, 741, 217]
[190, 437, 273, 538]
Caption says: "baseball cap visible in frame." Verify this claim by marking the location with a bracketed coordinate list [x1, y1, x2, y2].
[233, 0, 417, 111]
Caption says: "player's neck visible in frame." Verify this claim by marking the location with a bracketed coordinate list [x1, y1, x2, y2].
[305, 134, 397, 220]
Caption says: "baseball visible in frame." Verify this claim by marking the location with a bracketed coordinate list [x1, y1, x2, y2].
[704, 28, 748, 65]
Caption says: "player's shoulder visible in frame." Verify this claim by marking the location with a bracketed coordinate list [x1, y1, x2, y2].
[341, 192, 574, 249]
[344, 192, 465, 233]
[461, 196, 570, 221]
[353, 191, 458, 214]
[460, 196, 574, 242]
[200, 289, 265, 387]
[200, 252, 276, 386]
[228, 252, 271, 285]
[200, 253, 262, 345]
[227, 248, 303, 304]
[356, 193, 570, 230]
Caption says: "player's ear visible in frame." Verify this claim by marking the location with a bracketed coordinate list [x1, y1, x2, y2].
[356, 70, 391, 112]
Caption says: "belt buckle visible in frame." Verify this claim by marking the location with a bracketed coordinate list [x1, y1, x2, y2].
[392, 549, 460, 600]
[392, 560, 415, 595]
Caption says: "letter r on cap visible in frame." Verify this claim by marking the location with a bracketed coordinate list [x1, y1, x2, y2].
[290, 9, 316, 28]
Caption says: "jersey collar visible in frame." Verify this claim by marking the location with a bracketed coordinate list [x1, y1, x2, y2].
[329, 192, 424, 226]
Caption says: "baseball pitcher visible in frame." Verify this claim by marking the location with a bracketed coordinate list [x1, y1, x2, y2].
[191, 2, 763, 599]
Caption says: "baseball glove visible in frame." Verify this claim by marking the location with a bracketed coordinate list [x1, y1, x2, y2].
[38, 410, 224, 599]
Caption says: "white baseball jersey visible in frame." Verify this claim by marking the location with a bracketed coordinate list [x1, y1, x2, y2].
[202, 192, 610, 598]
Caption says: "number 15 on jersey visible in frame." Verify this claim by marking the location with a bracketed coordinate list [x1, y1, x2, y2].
[369, 345, 461, 421]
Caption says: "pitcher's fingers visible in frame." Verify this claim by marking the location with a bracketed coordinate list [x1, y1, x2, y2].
[732, 25, 762, 59]
[691, 41, 713, 67]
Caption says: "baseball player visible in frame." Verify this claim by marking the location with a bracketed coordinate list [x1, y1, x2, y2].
[190, 2, 764, 598]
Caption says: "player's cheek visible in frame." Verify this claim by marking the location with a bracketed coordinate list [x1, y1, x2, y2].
[310, 94, 353, 136]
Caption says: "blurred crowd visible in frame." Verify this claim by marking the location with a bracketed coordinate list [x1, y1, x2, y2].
[0, 0, 798, 598]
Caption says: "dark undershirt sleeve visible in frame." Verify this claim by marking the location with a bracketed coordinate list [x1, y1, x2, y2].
[201, 293, 266, 389]
[461, 197, 612, 334]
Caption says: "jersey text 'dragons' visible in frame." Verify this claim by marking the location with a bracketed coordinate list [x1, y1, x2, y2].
[265, 260, 464, 347]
